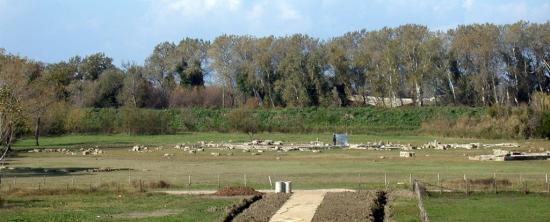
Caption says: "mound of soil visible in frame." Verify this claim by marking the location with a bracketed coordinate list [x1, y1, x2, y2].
[312, 191, 379, 222]
[214, 186, 262, 196]
[233, 193, 291, 222]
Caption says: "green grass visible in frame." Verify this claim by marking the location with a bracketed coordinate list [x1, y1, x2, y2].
[5, 133, 550, 191]
[4, 133, 550, 221]
[424, 192, 550, 222]
[386, 191, 420, 222]
[0, 191, 240, 222]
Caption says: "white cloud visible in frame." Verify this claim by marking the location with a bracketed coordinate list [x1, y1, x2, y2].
[157, 0, 242, 17]
[247, 3, 264, 21]
[462, 0, 475, 10]
[278, 2, 302, 21]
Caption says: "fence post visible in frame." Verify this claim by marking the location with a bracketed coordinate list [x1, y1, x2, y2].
[358, 173, 361, 189]
[128, 170, 131, 186]
[217, 174, 221, 189]
[43, 175, 46, 186]
[519, 174, 523, 193]
[409, 173, 413, 191]
[188, 175, 191, 187]
[244, 174, 247, 187]
[268, 176, 273, 189]
[464, 174, 468, 195]
[72, 176, 75, 189]
[437, 173, 442, 194]
[493, 172, 497, 194]
[384, 173, 387, 190]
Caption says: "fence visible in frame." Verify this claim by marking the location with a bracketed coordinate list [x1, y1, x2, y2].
[1, 171, 549, 194]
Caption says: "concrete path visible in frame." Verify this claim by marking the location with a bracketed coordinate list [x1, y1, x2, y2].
[269, 189, 354, 222]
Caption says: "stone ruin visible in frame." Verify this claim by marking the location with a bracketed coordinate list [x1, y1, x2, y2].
[28, 147, 103, 156]
[469, 149, 550, 161]
[399, 151, 415, 158]
[80, 148, 103, 156]
[349, 141, 414, 150]
[420, 140, 519, 150]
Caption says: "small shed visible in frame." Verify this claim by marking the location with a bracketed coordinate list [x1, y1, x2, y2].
[332, 133, 349, 147]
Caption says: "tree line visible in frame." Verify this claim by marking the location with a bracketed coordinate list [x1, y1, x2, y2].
[2, 21, 549, 111]
[1, 21, 550, 149]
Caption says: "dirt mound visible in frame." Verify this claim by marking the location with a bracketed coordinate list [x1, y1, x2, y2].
[233, 193, 291, 222]
[312, 191, 378, 222]
[214, 186, 262, 196]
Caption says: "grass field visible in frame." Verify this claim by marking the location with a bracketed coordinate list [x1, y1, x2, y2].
[3, 133, 550, 191]
[424, 192, 550, 222]
[385, 190, 421, 222]
[0, 191, 240, 222]
[2, 133, 550, 221]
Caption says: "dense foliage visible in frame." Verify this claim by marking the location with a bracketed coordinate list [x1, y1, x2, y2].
[1, 21, 549, 141]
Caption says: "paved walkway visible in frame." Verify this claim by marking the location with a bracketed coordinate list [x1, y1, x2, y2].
[269, 189, 353, 222]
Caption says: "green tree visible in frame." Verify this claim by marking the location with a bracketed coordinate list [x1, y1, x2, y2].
[118, 64, 150, 107]
[79, 53, 115, 80]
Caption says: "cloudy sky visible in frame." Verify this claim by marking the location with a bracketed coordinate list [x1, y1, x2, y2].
[0, 0, 548, 65]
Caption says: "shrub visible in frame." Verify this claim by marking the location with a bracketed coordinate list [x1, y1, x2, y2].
[178, 108, 198, 131]
[421, 105, 537, 139]
[64, 108, 86, 133]
[536, 112, 550, 139]
[227, 108, 262, 135]
[531, 92, 550, 112]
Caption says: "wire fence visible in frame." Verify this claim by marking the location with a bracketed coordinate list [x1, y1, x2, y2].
[1, 171, 549, 194]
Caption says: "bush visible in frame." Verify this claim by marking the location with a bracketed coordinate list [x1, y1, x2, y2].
[531, 92, 550, 112]
[536, 112, 550, 139]
[227, 108, 262, 134]
[119, 108, 175, 135]
[421, 105, 537, 139]
[64, 108, 86, 133]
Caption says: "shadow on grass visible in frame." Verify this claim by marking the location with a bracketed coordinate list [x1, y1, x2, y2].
[1, 167, 103, 178]
[1, 199, 46, 209]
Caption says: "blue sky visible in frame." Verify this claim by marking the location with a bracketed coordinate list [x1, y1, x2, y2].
[0, 0, 548, 66]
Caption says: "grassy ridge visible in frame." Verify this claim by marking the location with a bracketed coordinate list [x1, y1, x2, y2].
[40, 106, 485, 136]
